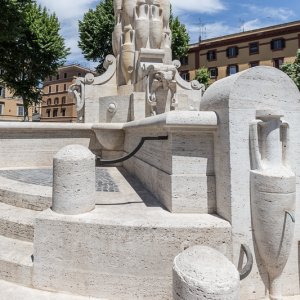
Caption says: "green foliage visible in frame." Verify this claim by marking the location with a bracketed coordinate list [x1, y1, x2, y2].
[169, 8, 190, 60]
[0, 1, 69, 120]
[78, 1, 190, 70]
[194, 68, 210, 88]
[280, 50, 300, 91]
[78, 0, 114, 73]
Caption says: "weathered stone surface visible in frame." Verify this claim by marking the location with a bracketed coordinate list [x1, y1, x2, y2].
[52, 144, 96, 215]
[173, 246, 240, 300]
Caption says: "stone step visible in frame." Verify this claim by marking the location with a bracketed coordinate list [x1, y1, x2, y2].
[0, 235, 33, 287]
[0, 174, 51, 211]
[0, 279, 104, 299]
[0, 202, 39, 242]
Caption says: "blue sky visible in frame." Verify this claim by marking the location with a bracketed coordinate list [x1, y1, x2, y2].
[36, 0, 300, 70]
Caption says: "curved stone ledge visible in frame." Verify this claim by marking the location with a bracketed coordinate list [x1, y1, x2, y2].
[123, 111, 218, 131]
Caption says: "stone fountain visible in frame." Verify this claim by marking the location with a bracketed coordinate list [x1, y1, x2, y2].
[69, 0, 205, 124]
[0, 1, 299, 299]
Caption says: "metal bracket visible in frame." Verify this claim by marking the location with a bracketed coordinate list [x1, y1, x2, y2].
[98, 136, 168, 165]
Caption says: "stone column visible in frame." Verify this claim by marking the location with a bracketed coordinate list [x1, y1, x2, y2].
[52, 144, 95, 215]
[173, 246, 240, 300]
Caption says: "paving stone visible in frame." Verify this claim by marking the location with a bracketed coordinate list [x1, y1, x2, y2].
[0, 168, 119, 192]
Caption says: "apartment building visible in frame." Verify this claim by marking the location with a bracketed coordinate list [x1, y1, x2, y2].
[0, 84, 34, 122]
[179, 20, 300, 82]
[40, 65, 94, 123]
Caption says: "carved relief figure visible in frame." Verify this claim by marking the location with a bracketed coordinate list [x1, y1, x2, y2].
[146, 64, 177, 115]
[250, 111, 296, 300]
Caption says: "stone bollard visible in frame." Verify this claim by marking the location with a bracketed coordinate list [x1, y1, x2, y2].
[52, 144, 96, 215]
[173, 246, 240, 300]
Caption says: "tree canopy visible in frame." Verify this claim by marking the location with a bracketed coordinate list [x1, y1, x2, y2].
[0, 0, 69, 120]
[281, 50, 300, 91]
[78, 0, 115, 73]
[78, 1, 190, 71]
[194, 67, 210, 88]
[169, 9, 190, 60]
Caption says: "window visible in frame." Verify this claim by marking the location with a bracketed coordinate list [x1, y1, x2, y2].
[54, 97, 59, 105]
[226, 46, 239, 58]
[49, 86, 52, 93]
[249, 42, 259, 55]
[181, 72, 190, 81]
[56, 74, 60, 80]
[17, 106, 24, 116]
[78, 72, 82, 77]
[56, 85, 59, 92]
[47, 98, 51, 105]
[273, 58, 284, 69]
[61, 108, 66, 117]
[0, 103, 4, 115]
[0, 86, 4, 97]
[64, 73, 67, 78]
[53, 108, 58, 117]
[180, 56, 189, 65]
[227, 65, 239, 76]
[62, 96, 66, 104]
[64, 84, 67, 91]
[208, 67, 218, 79]
[46, 109, 51, 118]
[207, 50, 217, 61]
[249, 61, 260, 68]
[271, 38, 285, 51]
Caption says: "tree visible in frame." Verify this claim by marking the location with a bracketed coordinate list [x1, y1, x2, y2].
[280, 50, 300, 91]
[78, 1, 190, 70]
[0, 1, 69, 120]
[169, 9, 190, 60]
[78, 0, 114, 73]
[194, 68, 210, 88]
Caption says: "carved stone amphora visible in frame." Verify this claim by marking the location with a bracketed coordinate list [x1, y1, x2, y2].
[113, 0, 123, 16]
[121, 26, 135, 85]
[135, 1, 149, 50]
[112, 15, 122, 56]
[159, 0, 170, 29]
[149, 3, 163, 49]
[123, 0, 136, 26]
[250, 110, 296, 300]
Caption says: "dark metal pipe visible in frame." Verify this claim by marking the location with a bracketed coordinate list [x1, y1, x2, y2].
[98, 135, 168, 165]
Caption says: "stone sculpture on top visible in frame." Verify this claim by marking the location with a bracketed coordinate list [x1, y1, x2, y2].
[70, 0, 204, 122]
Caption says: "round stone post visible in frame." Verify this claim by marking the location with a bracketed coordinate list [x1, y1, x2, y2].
[173, 246, 240, 300]
[52, 144, 96, 215]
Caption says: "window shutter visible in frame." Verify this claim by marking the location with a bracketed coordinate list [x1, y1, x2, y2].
[226, 66, 229, 75]
[226, 48, 229, 57]
[271, 40, 274, 50]
[215, 68, 219, 76]
[207, 52, 210, 60]
[235, 47, 239, 56]
[282, 39, 286, 49]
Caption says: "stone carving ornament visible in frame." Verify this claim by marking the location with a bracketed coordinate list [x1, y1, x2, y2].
[250, 110, 296, 300]
[145, 64, 177, 115]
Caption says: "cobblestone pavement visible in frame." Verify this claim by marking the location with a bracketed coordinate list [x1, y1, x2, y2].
[0, 168, 119, 192]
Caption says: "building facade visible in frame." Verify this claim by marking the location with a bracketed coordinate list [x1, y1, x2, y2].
[179, 20, 300, 82]
[40, 65, 93, 123]
[0, 84, 34, 122]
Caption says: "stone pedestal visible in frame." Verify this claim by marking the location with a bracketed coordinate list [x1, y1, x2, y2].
[52, 144, 95, 215]
[173, 246, 240, 300]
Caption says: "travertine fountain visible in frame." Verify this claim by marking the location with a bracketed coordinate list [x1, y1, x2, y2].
[69, 0, 205, 124]
[0, 0, 299, 299]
